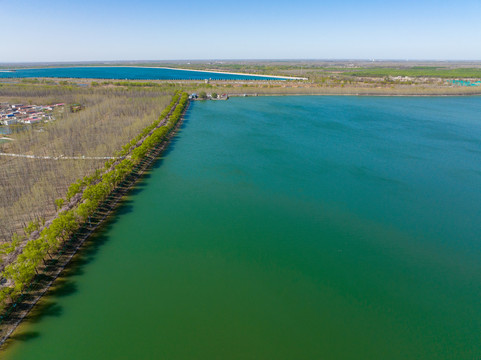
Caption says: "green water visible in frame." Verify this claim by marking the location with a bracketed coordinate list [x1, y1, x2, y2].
[3, 96, 481, 359]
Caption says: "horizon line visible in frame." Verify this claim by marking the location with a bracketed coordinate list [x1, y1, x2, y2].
[1, 58, 481, 65]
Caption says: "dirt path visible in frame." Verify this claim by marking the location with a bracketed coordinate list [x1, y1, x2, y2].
[0, 153, 122, 160]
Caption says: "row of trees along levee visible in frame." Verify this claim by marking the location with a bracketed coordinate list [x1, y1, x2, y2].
[0, 82, 189, 313]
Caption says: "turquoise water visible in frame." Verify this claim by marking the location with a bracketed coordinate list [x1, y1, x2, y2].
[450, 79, 481, 86]
[0, 67, 287, 81]
[3, 96, 481, 359]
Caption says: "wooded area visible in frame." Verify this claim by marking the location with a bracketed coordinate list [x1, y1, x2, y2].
[0, 83, 172, 241]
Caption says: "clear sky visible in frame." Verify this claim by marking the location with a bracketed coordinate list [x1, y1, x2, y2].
[1, 0, 480, 62]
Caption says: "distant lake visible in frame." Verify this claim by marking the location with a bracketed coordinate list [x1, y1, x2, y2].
[0, 67, 291, 81]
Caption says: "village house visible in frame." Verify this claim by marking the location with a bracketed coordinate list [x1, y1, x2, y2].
[0, 102, 65, 126]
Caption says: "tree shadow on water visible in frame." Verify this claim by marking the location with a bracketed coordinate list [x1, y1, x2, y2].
[1, 330, 41, 349]
[27, 301, 63, 324]
[10, 331, 40, 342]
[48, 278, 77, 298]
[108, 199, 135, 218]
[64, 233, 112, 278]
[159, 114, 190, 160]
[6, 200, 130, 339]
[128, 182, 149, 197]
[127, 115, 190, 197]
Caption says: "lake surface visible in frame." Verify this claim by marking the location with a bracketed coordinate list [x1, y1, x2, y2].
[0, 67, 288, 81]
[3, 96, 481, 359]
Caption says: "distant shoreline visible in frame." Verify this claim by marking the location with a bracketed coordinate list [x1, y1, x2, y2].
[151, 66, 308, 80]
[1, 76, 480, 96]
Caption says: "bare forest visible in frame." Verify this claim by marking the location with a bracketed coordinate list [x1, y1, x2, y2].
[0, 83, 172, 241]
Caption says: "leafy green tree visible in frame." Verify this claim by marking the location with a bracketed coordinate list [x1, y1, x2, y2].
[55, 198, 65, 211]
[66, 181, 82, 201]
[0, 287, 14, 306]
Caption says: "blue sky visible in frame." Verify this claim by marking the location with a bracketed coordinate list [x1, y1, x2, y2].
[1, 0, 480, 62]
